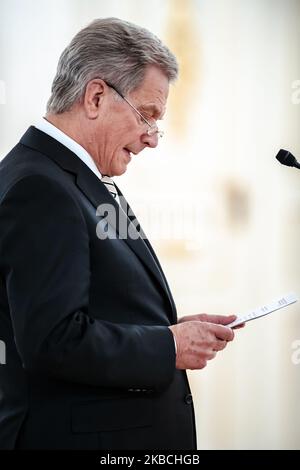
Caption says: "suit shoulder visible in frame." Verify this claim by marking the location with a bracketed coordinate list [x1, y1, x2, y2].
[0, 144, 76, 203]
[0, 142, 67, 180]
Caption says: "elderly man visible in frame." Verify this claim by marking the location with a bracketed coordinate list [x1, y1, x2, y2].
[0, 18, 237, 450]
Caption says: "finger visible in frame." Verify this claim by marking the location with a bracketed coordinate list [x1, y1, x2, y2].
[218, 314, 236, 325]
[178, 314, 237, 325]
[177, 315, 199, 323]
[232, 322, 246, 330]
[180, 314, 208, 322]
[206, 351, 217, 361]
[213, 324, 235, 342]
[195, 359, 207, 370]
[197, 314, 219, 323]
[199, 314, 237, 325]
[213, 340, 227, 352]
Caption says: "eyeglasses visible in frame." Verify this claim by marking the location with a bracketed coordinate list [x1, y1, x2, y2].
[104, 80, 164, 138]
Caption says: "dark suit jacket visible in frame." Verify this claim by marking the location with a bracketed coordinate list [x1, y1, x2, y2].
[0, 127, 196, 449]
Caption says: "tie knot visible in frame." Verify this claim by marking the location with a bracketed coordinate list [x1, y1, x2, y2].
[101, 175, 117, 199]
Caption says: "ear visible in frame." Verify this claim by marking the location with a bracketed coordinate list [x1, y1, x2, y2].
[83, 79, 106, 119]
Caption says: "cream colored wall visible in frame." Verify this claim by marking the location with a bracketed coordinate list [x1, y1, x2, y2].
[0, 0, 299, 449]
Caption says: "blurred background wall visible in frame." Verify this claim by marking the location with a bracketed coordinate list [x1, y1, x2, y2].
[0, 0, 299, 449]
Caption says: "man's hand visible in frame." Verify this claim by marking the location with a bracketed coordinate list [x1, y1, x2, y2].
[169, 317, 235, 370]
[178, 313, 236, 325]
[178, 313, 245, 329]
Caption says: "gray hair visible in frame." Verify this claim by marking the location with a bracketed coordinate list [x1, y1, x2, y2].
[46, 17, 178, 114]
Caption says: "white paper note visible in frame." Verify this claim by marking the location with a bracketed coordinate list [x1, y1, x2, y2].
[227, 292, 298, 328]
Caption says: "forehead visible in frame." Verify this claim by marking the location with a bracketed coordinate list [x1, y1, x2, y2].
[128, 65, 169, 117]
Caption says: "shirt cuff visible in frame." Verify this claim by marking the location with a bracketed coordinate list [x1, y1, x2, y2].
[173, 336, 177, 354]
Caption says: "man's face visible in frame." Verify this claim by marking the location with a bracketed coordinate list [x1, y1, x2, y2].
[92, 66, 169, 176]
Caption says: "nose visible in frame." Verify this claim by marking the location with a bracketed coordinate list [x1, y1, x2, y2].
[141, 131, 159, 148]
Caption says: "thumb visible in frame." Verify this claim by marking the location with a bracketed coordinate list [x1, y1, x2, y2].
[219, 314, 236, 325]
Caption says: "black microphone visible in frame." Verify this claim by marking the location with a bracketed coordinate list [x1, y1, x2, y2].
[276, 149, 300, 169]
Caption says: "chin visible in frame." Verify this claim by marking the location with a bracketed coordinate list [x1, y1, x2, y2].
[111, 165, 128, 177]
[109, 154, 131, 177]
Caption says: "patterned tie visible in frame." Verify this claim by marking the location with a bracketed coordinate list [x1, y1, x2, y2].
[101, 175, 118, 199]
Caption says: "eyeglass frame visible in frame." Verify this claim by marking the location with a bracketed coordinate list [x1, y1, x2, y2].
[103, 80, 164, 138]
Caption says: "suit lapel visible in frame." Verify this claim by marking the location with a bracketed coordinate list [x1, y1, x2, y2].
[116, 185, 177, 319]
[76, 172, 177, 322]
[20, 127, 176, 321]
